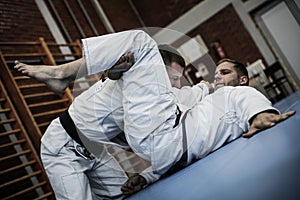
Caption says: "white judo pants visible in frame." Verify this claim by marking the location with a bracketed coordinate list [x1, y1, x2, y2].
[41, 120, 128, 200]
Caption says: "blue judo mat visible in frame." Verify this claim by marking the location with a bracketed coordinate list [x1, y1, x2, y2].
[127, 90, 300, 200]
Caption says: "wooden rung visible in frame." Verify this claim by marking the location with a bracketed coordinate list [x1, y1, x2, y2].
[0, 97, 6, 102]
[4, 181, 48, 200]
[52, 53, 80, 57]
[14, 76, 31, 80]
[33, 108, 66, 118]
[123, 160, 145, 172]
[0, 170, 42, 189]
[0, 149, 31, 162]
[0, 41, 39, 45]
[28, 98, 69, 108]
[70, 87, 86, 93]
[23, 92, 56, 99]
[37, 121, 51, 128]
[110, 149, 129, 157]
[34, 191, 54, 200]
[0, 160, 36, 175]
[0, 139, 26, 149]
[0, 118, 16, 125]
[0, 128, 21, 137]
[0, 107, 11, 113]
[118, 154, 136, 164]
[108, 147, 131, 156]
[47, 42, 76, 46]
[18, 83, 46, 89]
[2, 53, 47, 57]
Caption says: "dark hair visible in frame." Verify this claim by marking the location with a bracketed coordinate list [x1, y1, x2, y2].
[217, 58, 249, 86]
[158, 44, 185, 68]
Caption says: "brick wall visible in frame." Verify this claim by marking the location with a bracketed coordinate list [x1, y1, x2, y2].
[132, 0, 204, 28]
[0, 1, 266, 71]
[0, 0, 54, 43]
[44, 0, 108, 41]
[92, 0, 204, 32]
[188, 4, 264, 65]
[99, 0, 143, 32]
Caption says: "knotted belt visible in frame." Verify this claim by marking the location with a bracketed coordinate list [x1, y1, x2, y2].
[59, 106, 187, 172]
[59, 109, 85, 147]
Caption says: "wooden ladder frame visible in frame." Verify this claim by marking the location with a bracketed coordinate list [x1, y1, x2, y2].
[0, 38, 151, 198]
[0, 78, 54, 199]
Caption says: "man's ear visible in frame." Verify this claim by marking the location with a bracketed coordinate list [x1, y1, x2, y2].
[240, 75, 248, 85]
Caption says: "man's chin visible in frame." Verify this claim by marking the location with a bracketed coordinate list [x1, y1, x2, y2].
[214, 84, 224, 91]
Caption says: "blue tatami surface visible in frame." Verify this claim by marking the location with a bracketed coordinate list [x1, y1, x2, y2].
[127, 90, 300, 200]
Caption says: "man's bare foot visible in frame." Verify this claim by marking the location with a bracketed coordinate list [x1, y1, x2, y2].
[105, 52, 135, 80]
[14, 60, 70, 94]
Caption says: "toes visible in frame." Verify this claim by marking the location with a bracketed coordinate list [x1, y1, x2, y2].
[124, 54, 134, 68]
[127, 52, 134, 64]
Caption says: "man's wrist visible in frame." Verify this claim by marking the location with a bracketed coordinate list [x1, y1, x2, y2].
[138, 174, 147, 187]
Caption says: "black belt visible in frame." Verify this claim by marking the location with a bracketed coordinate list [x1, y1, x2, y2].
[173, 105, 182, 128]
[60, 105, 182, 144]
[163, 109, 189, 177]
[59, 109, 85, 147]
[60, 106, 187, 168]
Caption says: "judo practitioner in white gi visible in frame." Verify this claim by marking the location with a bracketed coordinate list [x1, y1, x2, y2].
[121, 57, 294, 194]
[15, 30, 295, 199]
[14, 35, 210, 199]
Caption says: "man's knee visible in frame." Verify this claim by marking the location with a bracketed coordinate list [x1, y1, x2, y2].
[132, 30, 157, 48]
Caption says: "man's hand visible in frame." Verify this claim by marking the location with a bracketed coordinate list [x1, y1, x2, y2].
[242, 110, 296, 138]
[200, 80, 214, 94]
[121, 174, 147, 195]
[104, 52, 134, 80]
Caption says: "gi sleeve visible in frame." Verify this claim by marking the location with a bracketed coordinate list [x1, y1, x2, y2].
[171, 82, 210, 110]
[233, 86, 279, 130]
[140, 166, 161, 185]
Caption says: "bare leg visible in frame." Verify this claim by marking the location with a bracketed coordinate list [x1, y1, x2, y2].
[14, 58, 87, 93]
[14, 53, 134, 93]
